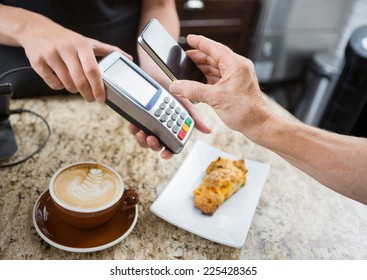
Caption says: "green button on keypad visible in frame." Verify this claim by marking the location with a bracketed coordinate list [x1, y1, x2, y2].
[185, 117, 192, 126]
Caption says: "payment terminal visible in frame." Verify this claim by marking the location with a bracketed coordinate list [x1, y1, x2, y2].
[98, 51, 195, 154]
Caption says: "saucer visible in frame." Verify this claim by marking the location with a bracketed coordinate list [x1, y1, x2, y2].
[33, 189, 138, 253]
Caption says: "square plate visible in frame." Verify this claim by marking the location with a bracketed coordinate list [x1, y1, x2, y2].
[150, 140, 270, 248]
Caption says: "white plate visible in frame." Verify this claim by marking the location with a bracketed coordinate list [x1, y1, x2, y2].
[150, 140, 270, 248]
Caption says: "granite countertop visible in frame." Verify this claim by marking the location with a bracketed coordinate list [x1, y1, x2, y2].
[1, 94, 366, 260]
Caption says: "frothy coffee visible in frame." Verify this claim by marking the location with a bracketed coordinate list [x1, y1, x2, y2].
[53, 163, 121, 210]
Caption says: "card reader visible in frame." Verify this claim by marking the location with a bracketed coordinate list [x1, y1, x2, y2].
[98, 51, 195, 154]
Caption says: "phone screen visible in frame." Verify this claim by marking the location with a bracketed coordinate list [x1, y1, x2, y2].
[139, 19, 207, 84]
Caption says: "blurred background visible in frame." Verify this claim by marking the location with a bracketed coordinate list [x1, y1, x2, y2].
[177, 0, 367, 137]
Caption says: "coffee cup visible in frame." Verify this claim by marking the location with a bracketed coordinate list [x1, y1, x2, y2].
[49, 162, 139, 229]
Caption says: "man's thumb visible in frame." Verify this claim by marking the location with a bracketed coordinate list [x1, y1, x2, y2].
[169, 80, 209, 103]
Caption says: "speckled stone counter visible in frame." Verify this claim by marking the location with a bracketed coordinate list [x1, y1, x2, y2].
[1, 94, 366, 260]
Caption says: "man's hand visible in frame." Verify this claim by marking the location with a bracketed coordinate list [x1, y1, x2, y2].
[129, 97, 211, 159]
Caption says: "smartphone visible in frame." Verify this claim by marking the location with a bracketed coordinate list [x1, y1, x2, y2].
[138, 18, 207, 84]
[98, 51, 195, 154]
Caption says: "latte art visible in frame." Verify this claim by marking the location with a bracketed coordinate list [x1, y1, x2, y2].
[53, 164, 121, 209]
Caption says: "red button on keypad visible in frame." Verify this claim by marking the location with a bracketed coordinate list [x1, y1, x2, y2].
[178, 130, 186, 140]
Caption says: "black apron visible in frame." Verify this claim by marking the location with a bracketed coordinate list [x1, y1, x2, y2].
[0, 0, 142, 97]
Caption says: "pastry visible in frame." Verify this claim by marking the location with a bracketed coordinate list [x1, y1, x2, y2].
[193, 157, 248, 215]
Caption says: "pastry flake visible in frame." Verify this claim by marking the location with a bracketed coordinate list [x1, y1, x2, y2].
[193, 157, 247, 215]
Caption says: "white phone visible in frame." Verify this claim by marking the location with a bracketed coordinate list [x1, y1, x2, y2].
[98, 51, 195, 154]
[138, 18, 207, 84]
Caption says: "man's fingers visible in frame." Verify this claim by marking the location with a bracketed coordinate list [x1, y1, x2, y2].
[178, 98, 211, 134]
[186, 35, 233, 64]
[186, 49, 218, 69]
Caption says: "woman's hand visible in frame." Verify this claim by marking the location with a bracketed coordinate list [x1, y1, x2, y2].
[17, 12, 131, 103]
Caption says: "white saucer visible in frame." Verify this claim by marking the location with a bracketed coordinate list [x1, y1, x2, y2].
[33, 189, 138, 253]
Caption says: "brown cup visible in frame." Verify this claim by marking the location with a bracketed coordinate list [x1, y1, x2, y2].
[49, 162, 139, 229]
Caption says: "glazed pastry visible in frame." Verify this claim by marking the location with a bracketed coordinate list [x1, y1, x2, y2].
[193, 157, 248, 215]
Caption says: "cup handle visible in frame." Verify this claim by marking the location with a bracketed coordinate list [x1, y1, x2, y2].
[120, 189, 139, 211]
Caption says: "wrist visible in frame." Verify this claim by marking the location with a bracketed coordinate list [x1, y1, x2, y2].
[14, 9, 45, 46]
[244, 112, 282, 148]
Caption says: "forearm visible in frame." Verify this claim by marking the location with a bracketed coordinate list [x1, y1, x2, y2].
[0, 4, 24, 45]
[139, 0, 179, 40]
[0, 4, 43, 46]
[254, 115, 367, 204]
